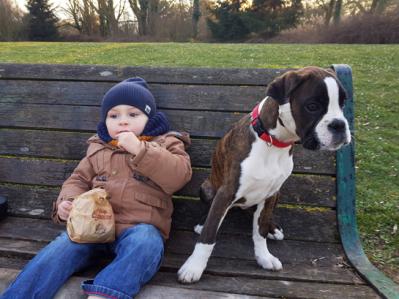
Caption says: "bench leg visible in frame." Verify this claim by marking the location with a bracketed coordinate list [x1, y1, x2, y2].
[178, 185, 233, 284]
[252, 195, 283, 271]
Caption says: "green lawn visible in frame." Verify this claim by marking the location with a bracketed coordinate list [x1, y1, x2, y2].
[1, 42, 398, 282]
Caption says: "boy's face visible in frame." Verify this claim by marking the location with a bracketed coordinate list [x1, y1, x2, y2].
[105, 105, 149, 138]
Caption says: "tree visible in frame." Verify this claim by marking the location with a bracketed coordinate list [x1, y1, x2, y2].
[64, 0, 98, 36]
[192, 0, 201, 38]
[128, 0, 160, 35]
[333, 0, 342, 24]
[323, 0, 343, 26]
[369, 0, 391, 14]
[0, 0, 25, 41]
[207, 0, 303, 41]
[26, 0, 59, 40]
[207, 0, 250, 41]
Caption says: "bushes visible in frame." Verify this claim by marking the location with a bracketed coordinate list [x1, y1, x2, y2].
[207, 0, 303, 41]
[269, 10, 399, 44]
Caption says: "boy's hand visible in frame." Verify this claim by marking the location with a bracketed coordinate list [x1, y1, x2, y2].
[58, 200, 73, 221]
[117, 131, 142, 155]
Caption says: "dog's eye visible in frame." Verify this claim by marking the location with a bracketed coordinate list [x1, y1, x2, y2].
[305, 102, 320, 112]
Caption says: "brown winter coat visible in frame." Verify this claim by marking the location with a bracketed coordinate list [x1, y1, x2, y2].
[51, 132, 192, 240]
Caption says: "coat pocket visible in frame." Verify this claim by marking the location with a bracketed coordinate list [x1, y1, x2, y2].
[134, 193, 167, 209]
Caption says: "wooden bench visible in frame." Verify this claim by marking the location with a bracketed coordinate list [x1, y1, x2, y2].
[0, 63, 397, 298]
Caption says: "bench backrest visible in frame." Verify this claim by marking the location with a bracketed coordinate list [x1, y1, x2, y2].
[0, 63, 337, 243]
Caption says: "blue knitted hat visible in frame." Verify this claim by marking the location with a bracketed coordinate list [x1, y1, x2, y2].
[97, 77, 170, 143]
[100, 77, 156, 121]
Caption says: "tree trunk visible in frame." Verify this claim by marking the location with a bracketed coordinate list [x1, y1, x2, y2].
[192, 0, 200, 39]
[370, 0, 389, 14]
[147, 0, 159, 36]
[106, 0, 119, 35]
[333, 0, 342, 25]
[82, 0, 97, 35]
[325, 0, 335, 26]
[128, 0, 148, 36]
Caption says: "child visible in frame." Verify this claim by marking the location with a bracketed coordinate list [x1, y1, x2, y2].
[1, 78, 192, 299]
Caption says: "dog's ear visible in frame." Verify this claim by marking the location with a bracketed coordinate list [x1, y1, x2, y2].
[325, 67, 337, 77]
[266, 71, 305, 105]
[259, 98, 280, 130]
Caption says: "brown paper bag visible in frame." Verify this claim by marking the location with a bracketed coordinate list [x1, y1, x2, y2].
[67, 188, 115, 243]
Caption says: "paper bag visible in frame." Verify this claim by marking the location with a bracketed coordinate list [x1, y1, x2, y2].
[67, 188, 115, 243]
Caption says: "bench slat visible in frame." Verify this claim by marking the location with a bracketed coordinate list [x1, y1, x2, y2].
[0, 129, 336, 174]
[0, 159, 336, 206]
[0, 80, 265, 112]
[0, 63, 289, 85]
[1, 267, 375, 299]
[0, 268, 272, 299]
[171, 199, 339, 243]
[0, 194, 338, 242]
[151, 272, 378, 299]
[0, 102, 241, 138]
[0, 241, 363, 285]
[0, 217, 342, 265]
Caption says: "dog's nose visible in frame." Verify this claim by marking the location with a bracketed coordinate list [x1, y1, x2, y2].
[328, 119, 346, 133]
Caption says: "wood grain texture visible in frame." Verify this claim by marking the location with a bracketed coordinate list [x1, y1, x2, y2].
[0, 63, 290, 85]
[0, 164, 336, 208]
[0, 128, 336, 174]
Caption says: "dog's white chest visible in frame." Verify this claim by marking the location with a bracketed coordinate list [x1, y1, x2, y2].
[234, 138, 293, 207]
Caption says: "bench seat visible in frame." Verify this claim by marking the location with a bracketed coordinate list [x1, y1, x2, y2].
[0, 63, 387, 298]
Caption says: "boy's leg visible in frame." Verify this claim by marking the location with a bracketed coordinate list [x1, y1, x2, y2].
[82, 224, 164, 299]
[1, 231, 97, 299]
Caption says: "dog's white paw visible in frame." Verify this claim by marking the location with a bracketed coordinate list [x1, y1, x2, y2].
[267, 227, 284, 240]
[256, 254, 283, 271]
[194, 224, 203, 235]
[177, 255, 206, 284]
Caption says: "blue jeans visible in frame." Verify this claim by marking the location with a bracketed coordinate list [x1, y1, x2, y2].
[0, 223, 164, 299]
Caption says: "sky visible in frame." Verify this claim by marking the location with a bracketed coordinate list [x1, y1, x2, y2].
[14, 0, 68, 17]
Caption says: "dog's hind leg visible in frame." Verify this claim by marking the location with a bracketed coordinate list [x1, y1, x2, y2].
[253, 194, 283, 271]
[266, 192, 284, 240]
[267, 222, 284, 241]
[194, 179, 216, 235]
[178, 185, 233, 283]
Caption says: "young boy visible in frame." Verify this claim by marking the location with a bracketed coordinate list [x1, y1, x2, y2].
[0, 78, 192, 299]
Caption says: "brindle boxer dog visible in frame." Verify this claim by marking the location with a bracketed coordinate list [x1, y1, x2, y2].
[177, 66, 351, 283]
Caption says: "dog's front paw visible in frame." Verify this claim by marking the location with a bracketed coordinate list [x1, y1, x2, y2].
[267, 227, 284, 240]
[177, 255, 206, 284]
[256, 254, 283, 271]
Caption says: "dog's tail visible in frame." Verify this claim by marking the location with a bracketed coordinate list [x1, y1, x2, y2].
[199, 178, 216, 204]
[196, 178, 216, 227]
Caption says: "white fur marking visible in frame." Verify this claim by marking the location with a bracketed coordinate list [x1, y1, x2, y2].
[234, 129, 293, 207]
[253, 202, 282, 270]
[315, 77, 351, 150]
[177, 243, 215, 283]
[258, 97, 268, 114]
[273, 102, 299, 142]
[194, 224, 203, 235]
[267, 228, 284, 240]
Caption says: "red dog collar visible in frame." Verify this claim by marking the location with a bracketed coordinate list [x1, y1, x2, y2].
[251, 103, 294, 148]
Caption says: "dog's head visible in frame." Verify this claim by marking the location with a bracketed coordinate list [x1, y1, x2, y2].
[263, 66, 351, 151]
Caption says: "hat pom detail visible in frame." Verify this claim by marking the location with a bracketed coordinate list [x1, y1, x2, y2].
[122, 77, 149, 90]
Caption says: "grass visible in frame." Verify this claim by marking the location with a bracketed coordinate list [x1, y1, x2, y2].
[0, 42, 398, 282]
